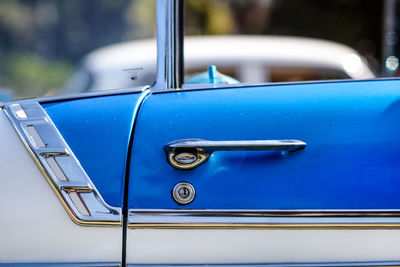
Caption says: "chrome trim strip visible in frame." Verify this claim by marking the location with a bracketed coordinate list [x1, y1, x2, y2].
[153, 0, 179, 91]
[128, 209, 400, 229]
[3, 102, 121, 226]
[1, 86, 147, 107]
[159, 77, 400, 94]
[127, 263, 400, 267]
[10, 103, 28, 119]
[0, 263, 120, 266]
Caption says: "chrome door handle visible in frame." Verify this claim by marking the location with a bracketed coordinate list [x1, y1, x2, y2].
[164, 139, 306, 170]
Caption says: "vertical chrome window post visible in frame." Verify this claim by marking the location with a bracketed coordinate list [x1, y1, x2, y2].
[382, 0, 397, 77]
[153, 0, 184, 91]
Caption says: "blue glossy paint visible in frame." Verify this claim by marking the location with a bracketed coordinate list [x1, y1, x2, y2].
[128, 79, 400, 210]
[43, 91, 148, 207]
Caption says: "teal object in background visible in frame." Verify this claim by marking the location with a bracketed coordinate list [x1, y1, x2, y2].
[185, 65, 239, 85]
[208, 65, 218, 84]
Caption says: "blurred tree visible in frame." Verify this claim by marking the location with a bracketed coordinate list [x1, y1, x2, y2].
[265, 0, 382, 66]
[185, 0, 234, 35]
[0, 0, 156, 98]
[185, 0, 383, 73]
[4, 53, 72, 98]
[125, 0, 156, 39]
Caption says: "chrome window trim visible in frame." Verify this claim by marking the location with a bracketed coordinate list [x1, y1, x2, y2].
[128, 209, 400, 229]
[153, 0, 183, 91]
[0, 86, 147, 107]
[164, 77, 400, 94]
[3, 102, 122, 226]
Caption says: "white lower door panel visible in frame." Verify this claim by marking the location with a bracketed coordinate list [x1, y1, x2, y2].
[127, 229, 400, 264]
[0, 110, 121, 263]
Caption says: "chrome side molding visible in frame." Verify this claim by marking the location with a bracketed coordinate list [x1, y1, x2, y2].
[3, 102, 121, 226]
[127, 262, 400, 267]
[164, 139, 306, 169]
[128, 209, 400, 229]
[1, 262, 399, 267]
[0, 263, 120, 266]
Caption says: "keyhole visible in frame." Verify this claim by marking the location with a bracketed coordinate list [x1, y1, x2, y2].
[178, 187, 190, 198]
[172, 182, 195, 205]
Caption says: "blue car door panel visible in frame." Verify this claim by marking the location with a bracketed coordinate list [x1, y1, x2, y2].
[127, 80, 400, 210]
[44, 92, 148, 207]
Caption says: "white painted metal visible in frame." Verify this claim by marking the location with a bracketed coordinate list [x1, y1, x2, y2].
[0, 110, 121, 263]
[126, 229, 400, 264]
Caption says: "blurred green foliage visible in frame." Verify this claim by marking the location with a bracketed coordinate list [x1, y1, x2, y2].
[185, 0, 234, 35]
[2, 52, 72, 98]
[0, 0, 156, 99]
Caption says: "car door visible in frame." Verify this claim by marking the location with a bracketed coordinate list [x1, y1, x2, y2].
[0, 88, 148, 264]
[125, 79, 400, 265]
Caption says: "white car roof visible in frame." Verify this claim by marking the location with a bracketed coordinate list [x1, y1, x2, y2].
[84, 35, 375, 80]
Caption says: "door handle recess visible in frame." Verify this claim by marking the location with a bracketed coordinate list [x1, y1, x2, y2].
[164, 139, 306, 170]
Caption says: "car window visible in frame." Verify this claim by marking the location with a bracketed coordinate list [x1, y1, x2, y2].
[0, 0, 157, 100]
[183, 0, 389, 86]
[268, 67, 350, 82]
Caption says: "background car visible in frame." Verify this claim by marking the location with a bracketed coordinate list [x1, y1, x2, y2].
[62, 36, 375, 94]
